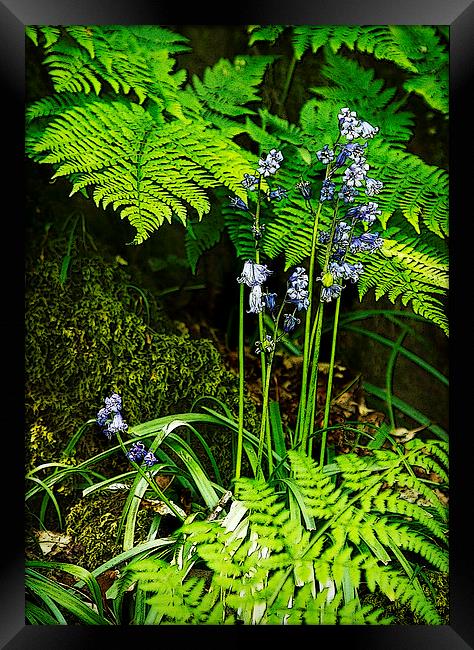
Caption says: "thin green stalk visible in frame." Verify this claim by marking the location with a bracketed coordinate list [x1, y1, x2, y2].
[280, 55, 297, 109]
[386, 330, 409, 431]
[319, 295, 341, 466]
[235, 282, 245, 480]
[297, 200, 323, 444]
[254, 176, 267, 390]
[115, 432, 184, 522]
[303, 302, 324, 456]
[256, 356, 273, 479]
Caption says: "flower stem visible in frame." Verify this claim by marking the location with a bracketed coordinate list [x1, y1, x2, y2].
[302, 301, 324, 456]
[115, 432, 185, 522]
[319, 294, 341, 467]
[235, 282, 245, 480]
[296, 199, 322, 446]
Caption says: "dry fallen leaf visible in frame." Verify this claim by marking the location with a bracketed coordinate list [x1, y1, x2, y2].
[35, 530, 72, 556]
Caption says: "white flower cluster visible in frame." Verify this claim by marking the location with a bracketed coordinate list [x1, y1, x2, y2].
[338, 107, 379, 140]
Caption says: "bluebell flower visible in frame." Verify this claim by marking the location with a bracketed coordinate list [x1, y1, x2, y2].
[320, 283, 343, 302]
[338, 108, 362, 140]
[255, 335, 275, 355]
[268, 149, 284, 164]
[316, 145, 335, 164]
[329, 261, 364, 283]
[343, 162, 370, 187]
[333, 221, 352, 246]
[359, 121, 379, 139]
[296, 180, 312, 200]
[318, 229, 331, 244]
[349, 232, 383, 253]
[258, 150, 283, 177]
[105, 393, 122, 413]
[264, 292, 277, 311]
[268, 186, 288, 201]
[127, 442, 146, 463]
[365, 178, 384, 196]
[320, 180, 336, 202]
[143, 451, 158, 467]
[338, 184, 359, 203]
[97, 393, 127, 439]
[346, 201, 381, 225]
[288, 267, 308, 290]
[242, 173, 258, 190]
[237, 260, 273, 287]
[247, 284, 265, 314]
[229, 196, 248, 211]
[287, 286, 309, 311]
[283, 313, 300, 333]
[103, 411, 128, 440]
[97, 407, 110, 427]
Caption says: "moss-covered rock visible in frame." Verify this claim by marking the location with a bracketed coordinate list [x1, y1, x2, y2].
[64, 491, 157, 571]
[25, 231, 259, 485]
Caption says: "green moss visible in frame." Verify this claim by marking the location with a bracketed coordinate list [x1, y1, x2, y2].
[64, 491, 156, 571]
[25, 231, 258, 485]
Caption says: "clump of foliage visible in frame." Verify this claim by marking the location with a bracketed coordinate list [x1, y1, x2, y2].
[25, 24, 448, 627]
[25, 232, 258, 474]
[25, 23, 448, 333]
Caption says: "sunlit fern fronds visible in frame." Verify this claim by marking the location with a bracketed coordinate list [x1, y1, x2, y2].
[27, 25, 189, 113]
[287, 444, 448, 623]
[246, 25, 448, 113]
[114, 557, 233, 624]
[26, 98, 255, 243]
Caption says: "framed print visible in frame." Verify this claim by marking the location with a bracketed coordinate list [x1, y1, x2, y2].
[2, 0, 472, 647]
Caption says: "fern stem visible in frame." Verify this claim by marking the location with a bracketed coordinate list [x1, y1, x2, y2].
[319, 295, 341, 467]
[280, 55, 297, 111]
[386, 329, 408, 431]
[235, 282, 245, 481]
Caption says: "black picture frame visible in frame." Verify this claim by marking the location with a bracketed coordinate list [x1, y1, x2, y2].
[4, 0, 473, 647]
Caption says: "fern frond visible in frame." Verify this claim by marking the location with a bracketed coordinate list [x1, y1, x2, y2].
[37, 25, 188, 111]
[26, 99, 256, 243]
[191, 55, 275, 119]
[248, 25, 448, 112]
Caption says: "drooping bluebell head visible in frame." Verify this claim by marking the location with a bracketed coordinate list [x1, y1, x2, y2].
[247, 284, 265, 314]
[338, 184, 359, 204]
[349, 232, 384, 253]
[237, 260, 273, 287]
[143, 451, 158, 468]
[264, 292, 278, 311]
[258, 149, 283, 177]
[127, 442, 147, 463]
[287, 286, 309, 311]
[316, 144, 335, 165]
[296, 180, 312, 200]
[97, 393, 128, 439]
[365, 178, 384, 196]
[268, 186, 288, 201]
[288, 267, 309, 290]
[320, 283, 343, 303]
[320, 180, 336, 202]
[229, 196, 248, 211]
[103, 411, 128, 440]
[283, 313, 300, 333]
[242, 173, 258, 190]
